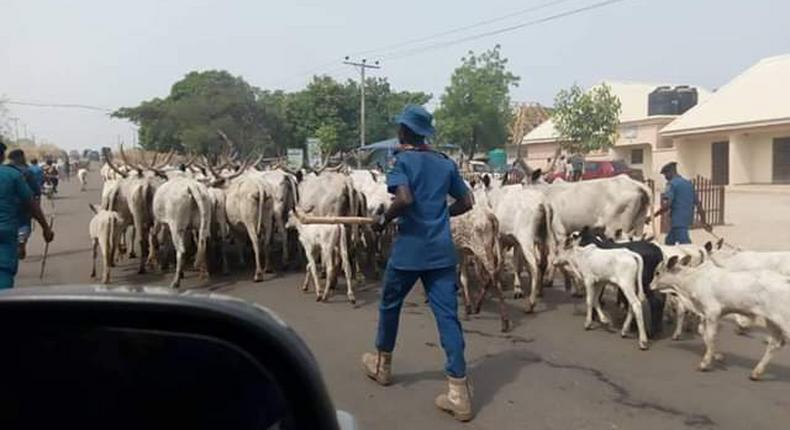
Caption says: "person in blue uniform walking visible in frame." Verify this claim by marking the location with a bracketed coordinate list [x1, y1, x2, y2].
[651, 162, 710, 244]
[361, 105, 475, 421]
[0, 140, 54, 289]
[7, 149, 42, 259]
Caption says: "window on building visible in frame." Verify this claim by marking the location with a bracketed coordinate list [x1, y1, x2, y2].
[631, 148, 644, 165]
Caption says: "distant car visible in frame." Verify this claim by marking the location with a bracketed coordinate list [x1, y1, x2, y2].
[547, 160, 644, 182]
[468, 161, 491, 173]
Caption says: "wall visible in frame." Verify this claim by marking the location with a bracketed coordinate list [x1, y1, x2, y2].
[523, 142, 560, 166]
[674, 137, 712, 179]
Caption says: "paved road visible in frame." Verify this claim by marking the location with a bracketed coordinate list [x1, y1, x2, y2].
[17, 172, 790, 430]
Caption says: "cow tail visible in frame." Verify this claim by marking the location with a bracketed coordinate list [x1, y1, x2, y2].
[636, 182, 652, 235]
[490, 213, 502, 280]
[256, 181, 267, 240]
[187, 183, 210, 271]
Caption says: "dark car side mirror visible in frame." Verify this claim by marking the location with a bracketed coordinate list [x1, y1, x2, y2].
[0, 286, 347, 430]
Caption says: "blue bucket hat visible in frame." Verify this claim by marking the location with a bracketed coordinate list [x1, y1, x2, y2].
[394, 104, 436, 138]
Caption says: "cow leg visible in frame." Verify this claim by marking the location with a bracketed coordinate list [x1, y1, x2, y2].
[458, 262, 472, 319]
[101, 235, 112, 284]
[129, 226, 137, 259]
[524, 250, 541, 313]
[245, 223, 264, 282]
[320, 247, 336, 302]
[751, 331, 784, 380]
[90, 239, 98, 279]
[592, 284, 611, 327]
[698, 315, 720, 371]
[170, 227, 188, 289]
[584, 281, 597, 330]
[621, 307, 634, 337]
[620, 283, 648, 350]
[305, 250, 321, 297]
[673, 298, 687, 341]
[512, 246, 526, 299]
[147, 223, 160, 270]
[277, 215, 289, 266]
[263, 215, 274, 274]
[301, 269, 312, 292]
[339, 226, 356, 305]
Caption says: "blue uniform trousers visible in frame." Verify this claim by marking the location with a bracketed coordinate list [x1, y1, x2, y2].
[665, 227, 691, 245]
[0, 230, 18, 289]
[375, 263, 466, 378]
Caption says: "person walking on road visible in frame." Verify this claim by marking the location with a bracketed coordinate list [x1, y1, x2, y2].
[651, 161, 711, 244]
[361, 105, 475, 421]
[0, 140, 54, 289]
[569, 153, 584, 182]
[6, 149, 42, 259]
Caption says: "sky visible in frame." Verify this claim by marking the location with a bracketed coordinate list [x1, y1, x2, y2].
[1, 0, 788, 151]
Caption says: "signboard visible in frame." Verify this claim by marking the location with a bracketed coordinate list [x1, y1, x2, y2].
[306, 138, 322, 168]
[287, 148, 304, 169]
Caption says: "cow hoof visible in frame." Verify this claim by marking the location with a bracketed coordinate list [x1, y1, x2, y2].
[525, 302, 536, 314]
[620, 331, 629, 338]
[253, 273, 264, 283]
[714, 353, 725, 362]
[464, 305, 473, 316]
[315, 296, 322, 302]
[349, 297, 357, 305]
[749, 372, 763, 381]
[584, 322, 594, 331]
[697, 363, 712, 372]
[513, 292, 524, 300]
[638, 341, 649, 350]
[500, 320, 511, 333]
[129, 252, 137, 259]
[671, 334, 681, 341]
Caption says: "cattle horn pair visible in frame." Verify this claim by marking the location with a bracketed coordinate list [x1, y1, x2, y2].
[103, 150, 129, 179]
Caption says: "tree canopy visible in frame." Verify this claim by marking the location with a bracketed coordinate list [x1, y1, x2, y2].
[552, 83, 622, 155]
[114, 70, 430, 157]
[434, 45, 520, 158]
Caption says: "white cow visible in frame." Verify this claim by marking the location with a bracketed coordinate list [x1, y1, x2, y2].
[256, 169, 300, 269]
[225, 174, 274, 282]
[206, 187, 230, 275]
[286, 212, 355, 304]
[555, 236, 650, 350]
[150, 177, 212, 288]
[77, 168, 88, 191]
[88, 204, 125, 284]
[483, 185, 552, 311]
[653, 255, 790, 380]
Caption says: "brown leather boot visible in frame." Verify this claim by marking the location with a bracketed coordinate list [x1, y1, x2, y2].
[361, 351, 392, 386]
[435, 376, 473, 422]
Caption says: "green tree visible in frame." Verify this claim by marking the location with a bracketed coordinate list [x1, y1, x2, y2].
[113, 70, 269, 155]
[552, 83, 622, 155]
[434, 45, 520, 158]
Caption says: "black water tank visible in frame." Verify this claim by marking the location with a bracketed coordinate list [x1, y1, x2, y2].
[648, 86, 675, 115]
[674, 86, 698, 114]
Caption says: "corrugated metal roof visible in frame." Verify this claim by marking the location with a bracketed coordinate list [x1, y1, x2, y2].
[662, 54, 790, 136]
[522, 81, 711, 144]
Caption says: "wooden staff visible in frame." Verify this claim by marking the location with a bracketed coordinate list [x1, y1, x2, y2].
[39, 215, 55, 279]
[296, 214, 376, 225]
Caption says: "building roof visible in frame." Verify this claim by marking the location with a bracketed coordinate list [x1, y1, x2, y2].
[522, 81, 711, 144]
[662, 54, 790, 137]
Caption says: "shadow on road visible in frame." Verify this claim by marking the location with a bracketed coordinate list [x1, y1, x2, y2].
[671, 342, 790, 382]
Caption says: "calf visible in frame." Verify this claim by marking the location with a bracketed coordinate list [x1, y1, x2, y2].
[78, 168, 88, 191]
[286, 212, 355, 305]
[451, 203, 509, 332]
[653, 255, 790, 380]
[555, 235, 649, 350]
[88, 204, 124, 284]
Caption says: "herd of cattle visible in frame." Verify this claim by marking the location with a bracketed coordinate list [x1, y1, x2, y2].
[85, 142, 789, 381]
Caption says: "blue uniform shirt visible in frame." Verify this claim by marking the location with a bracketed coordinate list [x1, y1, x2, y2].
[664, 176, 697, 228]
[386, 149, 469, 271]
[0, 165, 33, 233]
[28, 164, 44, 191]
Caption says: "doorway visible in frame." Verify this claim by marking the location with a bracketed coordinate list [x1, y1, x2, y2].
[773, 137, 790, 183]
[711, 141, 729, 185]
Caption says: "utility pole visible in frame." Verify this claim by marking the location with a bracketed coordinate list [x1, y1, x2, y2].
[344, 57, 380, 167]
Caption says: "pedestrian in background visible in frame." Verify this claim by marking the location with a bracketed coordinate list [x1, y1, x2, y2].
[362, 105, 475, 421]
[0, 140, 54, 289]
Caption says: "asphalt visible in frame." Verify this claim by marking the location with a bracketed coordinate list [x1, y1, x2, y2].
[16, 171, 790, 430]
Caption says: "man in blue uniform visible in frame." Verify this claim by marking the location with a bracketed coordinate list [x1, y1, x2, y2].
[7, 149, 42, 259]
[28, 158, 45, 191]
[0, 140, 54, 288]
[652, 162, 710, 244]
[361, 105, 475, 421]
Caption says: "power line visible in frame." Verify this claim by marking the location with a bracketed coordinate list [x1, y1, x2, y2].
[382, 0, 630, 61]
[349, 0, 578, 58]
[5, 100, 112, 113]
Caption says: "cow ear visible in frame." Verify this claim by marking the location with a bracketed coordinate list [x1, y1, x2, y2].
[666, 256, 680, 270]
[716, 238, 724, 250]
[680, 255, 692, 266]
[704, 241, 713, 253]
[614, 229, 623, 239]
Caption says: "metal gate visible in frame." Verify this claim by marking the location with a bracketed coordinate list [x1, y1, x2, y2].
[656, 175, 725, 233]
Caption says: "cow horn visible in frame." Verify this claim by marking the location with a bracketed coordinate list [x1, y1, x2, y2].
[119, 144, 143, 171]
[103, 151, 128, 179]
[155, 150, 176, 169]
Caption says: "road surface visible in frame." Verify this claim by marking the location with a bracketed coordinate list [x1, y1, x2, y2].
[16, 171, 790, 430]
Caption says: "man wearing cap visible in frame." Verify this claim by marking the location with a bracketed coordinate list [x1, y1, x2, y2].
[6, 149, 42, 259]
[361, 105, 475, 421]
[0, 140, 54, 289]
[652, 161, 710, 244]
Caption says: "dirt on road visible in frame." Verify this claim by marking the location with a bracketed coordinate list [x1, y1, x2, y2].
[16, 171, 790, 430]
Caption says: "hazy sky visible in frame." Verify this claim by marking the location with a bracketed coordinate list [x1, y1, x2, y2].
[2, 0, 788, 151]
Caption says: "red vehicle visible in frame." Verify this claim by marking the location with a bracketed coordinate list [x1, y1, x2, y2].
[547, 160, 644, 182]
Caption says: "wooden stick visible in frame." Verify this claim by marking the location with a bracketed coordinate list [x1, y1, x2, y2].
[39, 215, 55, 279]
[297, 215, 376, 225]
